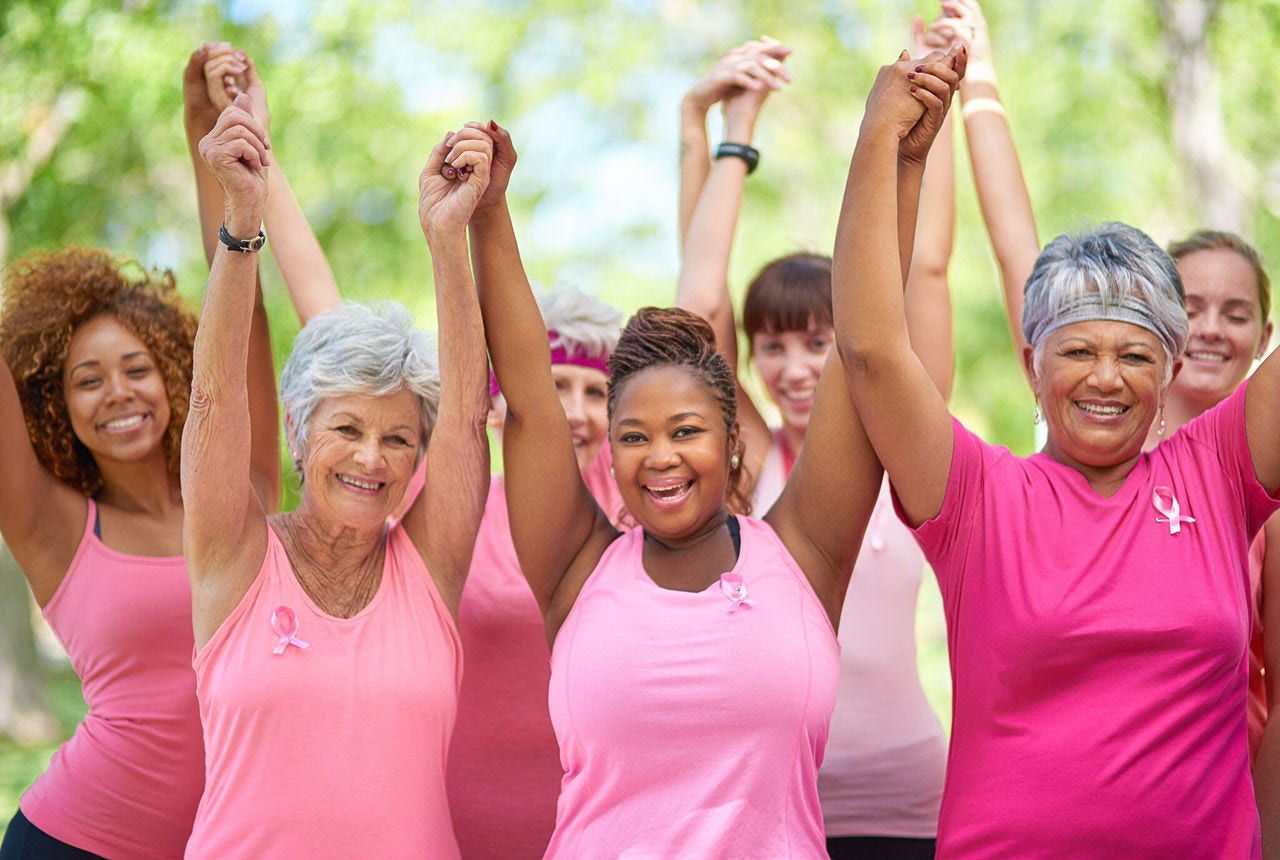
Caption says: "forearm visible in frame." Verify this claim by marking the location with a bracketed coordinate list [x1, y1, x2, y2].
[905, 112, 956, 398]
[186, 110, 226, 267]
[679, 96, 713, 246]
[265, 163, 340, 324]
[427, 230, 491, 432]
[676, 157, 747, 366]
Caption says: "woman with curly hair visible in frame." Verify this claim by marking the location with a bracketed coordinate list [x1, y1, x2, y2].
[0, 247, 280, 859]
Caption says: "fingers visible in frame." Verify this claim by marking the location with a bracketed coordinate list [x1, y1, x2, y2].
[211, 94, 272, 165]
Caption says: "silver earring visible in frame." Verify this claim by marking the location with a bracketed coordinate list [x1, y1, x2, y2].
[1156, 405, 1166, 437]
[729, 453, 741, 470]
[609, 466, 615, 478]
[1032, 403, 1042, 425]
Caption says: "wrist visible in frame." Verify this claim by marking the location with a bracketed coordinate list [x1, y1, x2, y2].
[714, 142, 759, 174]
[223, 204, 265, 240]
[681, 92, 713, 119]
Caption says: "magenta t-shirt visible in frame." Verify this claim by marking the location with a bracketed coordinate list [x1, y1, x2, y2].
[906, 381, 1277, 858]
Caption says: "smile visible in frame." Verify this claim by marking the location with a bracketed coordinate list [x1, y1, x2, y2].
[1185, 350, 1228, 363]
[1074, 401, 1129, 417]
[337, 474, 383, 492]
[99, 414, 147, 433]
[644, 480, 693, 505]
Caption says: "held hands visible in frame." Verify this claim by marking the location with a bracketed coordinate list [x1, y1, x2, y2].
[197, 93, 272, 229]
[419, 125, 494, 240]
[925, 0, 991, 66]
[684, 36, 793, 116]
[468, 120, 516, 215]
[203, 43, 270, 129]
[862, 43, 965, 166]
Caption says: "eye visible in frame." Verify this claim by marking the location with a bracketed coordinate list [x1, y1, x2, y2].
[619, 431, 645, 444]
[1121, 352, 1154, 364]
[335, 425, 360, 438]
[1186, 309, 1201, 320]
[673, 426, 703, 439]
[758, 340, 783, 355]
[1062, 348, 1091, 359]
[808, 336, 832, 352]
[1227, 315, 1252, 325]
[586, 385, 607, 400]
[126, 364, 153, 377]
[386, 434, 411, 447]
[74, 376, 103, 389]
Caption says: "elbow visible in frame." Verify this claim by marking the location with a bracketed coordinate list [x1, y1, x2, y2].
[836, 337, 875, 378]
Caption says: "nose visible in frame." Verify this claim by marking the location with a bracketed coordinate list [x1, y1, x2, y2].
[103, 371, 134, 404]
[781, 347, 810, 381]
[1195, 309, 1225, 341]
[352, 439, 385, 470]
[1088, 356, 1123, 392]
[645, 436, 680, 470]
[562, 390, 586, 428]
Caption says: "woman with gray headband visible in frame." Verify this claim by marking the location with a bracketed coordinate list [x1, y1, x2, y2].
[834, 51, 1280, 856]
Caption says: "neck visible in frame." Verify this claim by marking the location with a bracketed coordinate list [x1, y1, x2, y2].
[641, 512, 736, 592]
[1144, 387, 1218, 450]
[94, 456, 181, 515]
[1044, 446, 1141, 498]
[779, 422, 806, 464]
[275, 503, 387, 571]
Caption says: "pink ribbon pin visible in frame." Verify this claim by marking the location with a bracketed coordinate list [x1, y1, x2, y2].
[720, 572, 754, 613]
[271, 605, 310, 655]
[1152, 486, 1196, 535]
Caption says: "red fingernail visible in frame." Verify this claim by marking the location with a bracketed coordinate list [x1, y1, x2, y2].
[488, 119, 498, 131]
[907, 72, 916, 79]
[915, 65, 924, 72]
[910, 86, 918, 93]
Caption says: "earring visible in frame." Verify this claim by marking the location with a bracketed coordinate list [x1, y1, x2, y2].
[1032, 403, 1042, 425]
[609, 466, 615, 478]
[729, 452, 741, 470]
[1156, 405, 1166, 437]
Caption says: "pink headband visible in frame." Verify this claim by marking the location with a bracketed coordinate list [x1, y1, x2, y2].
[489, 329, 610, 397]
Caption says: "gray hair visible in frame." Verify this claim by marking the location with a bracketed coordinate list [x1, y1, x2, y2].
[533, 282, 622, 360]
[1023, 223, 1188, 381]
[280, 301, 440, 474]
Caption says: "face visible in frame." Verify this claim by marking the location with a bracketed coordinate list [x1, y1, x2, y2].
[1173, 248, 1272, 407]
[296, 388, 422, 526]
[1025, 320, 1176, 474]
[62, 315, 172, 468]
[553, 364, 609, 473]
[610, 364, 737, 542]
[751, 323, 834, 431]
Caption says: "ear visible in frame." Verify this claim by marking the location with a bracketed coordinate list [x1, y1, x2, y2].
[1258, 320, 1274, 361]
[1168, 357, 1183, 386]
[728, 420, 742, 457]
[1021, 344, 1040, 397]
[283, 411, 302, 468]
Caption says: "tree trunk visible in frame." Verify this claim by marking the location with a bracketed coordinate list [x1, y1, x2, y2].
[1157, 0, 1251, 233]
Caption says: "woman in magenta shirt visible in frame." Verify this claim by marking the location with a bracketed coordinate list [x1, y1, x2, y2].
[836, 45, 1279, 857]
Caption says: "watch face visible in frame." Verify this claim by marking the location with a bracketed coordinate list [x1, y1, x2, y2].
[247, 233, 266, 252]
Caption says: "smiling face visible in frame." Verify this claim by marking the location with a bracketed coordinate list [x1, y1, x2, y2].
[1172, 247, 1272, 409]
[610, 364, 737, 542]
[1026, 320, 1176, 478]
[296, 388, 422, 527]
[751, 323, 833, 432]
[62, 314, 172, 470]
[553, 364, 610, 473]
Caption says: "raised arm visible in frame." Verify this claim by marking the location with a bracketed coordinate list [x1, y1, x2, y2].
[1246, 338, 1280, 495]
[184, 45, 280, 512]
[676, 42, 791, 489]
[930, 0, 1039, 381]
[183, 95, 273, 647]
[834, 47, 965, 529]
[1257, 515, 1280, 852]
[468, 123, 614, 636]
[401, 127, 493, 617]
[678, 38, 791, 246]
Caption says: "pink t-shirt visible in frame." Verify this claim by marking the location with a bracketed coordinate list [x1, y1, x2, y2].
[19, 500, 204, 859]
[906, 381, 1277, 858]
[446, 448, 625, 858]
[754, 437, 946, 839]
[1248, 527, 1267, 758]
[186, 523, 462, 859]
[546, 516, 837, 859]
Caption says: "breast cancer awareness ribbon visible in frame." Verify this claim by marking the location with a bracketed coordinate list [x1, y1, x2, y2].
[720, 572, 754, 613]
[271, 605, 310, 655]
[1152, 486, 1196, 535]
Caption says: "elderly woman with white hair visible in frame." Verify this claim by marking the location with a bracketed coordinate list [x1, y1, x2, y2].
[447, 282, 625, 859]
[180, 96, 492, 857]
[835, 53, 1280, 857]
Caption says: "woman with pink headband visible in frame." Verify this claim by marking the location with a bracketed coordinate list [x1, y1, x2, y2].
[447, 282, 625, 858]
[836, 41, 1280, 856]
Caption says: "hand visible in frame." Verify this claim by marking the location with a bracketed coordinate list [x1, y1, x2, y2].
[202, 42, 248, 114]
[198, 93, 271, 227]
[469, 120, 516, 214]
[419, 126, 494, 239]
[926, 0, 992, 65]
[684, 36, 793, 114]
[899, 43, 965, 165]
[183, 44, 220, 136]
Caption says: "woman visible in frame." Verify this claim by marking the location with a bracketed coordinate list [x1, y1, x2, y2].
[677, 30, 953, 857]
[465, 68, 954, 852]
[182, 100, 490, 856]
[0, 248, 271, 860]
[835, 44, 1280, 857]
[447, 283, 624, 858]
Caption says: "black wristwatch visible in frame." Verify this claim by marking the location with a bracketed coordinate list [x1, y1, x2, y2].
[219, 224, 267, 254]
[714, 142, 760, 174]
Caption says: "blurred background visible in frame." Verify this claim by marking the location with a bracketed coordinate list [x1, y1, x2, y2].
[3, 0, 1279, 819]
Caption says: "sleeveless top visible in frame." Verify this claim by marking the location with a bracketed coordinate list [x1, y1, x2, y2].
[755, 433, 946, 838]
[19, 499, 204, 859]
[186, 523, 462, 859]
[546, 516, 837, 858]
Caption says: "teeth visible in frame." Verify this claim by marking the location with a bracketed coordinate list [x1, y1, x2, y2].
[646, 481, 691, 500]
[102, 415, 144, 431]
[1078, 403, 1126, 416]
[1186, 351, 1228, 363]
[338, 475, 380, 491]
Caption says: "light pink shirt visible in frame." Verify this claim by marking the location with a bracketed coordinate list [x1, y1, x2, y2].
[908, 381, 1277, 857]
[20, 500, 204, 859]
[755, 436, 946, 838]
[447, 448, 624, 858]
[186, 523, 462, 859]
[546, 516, 837, 859]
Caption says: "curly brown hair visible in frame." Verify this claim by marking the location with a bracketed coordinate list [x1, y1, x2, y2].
[0, 247, 196, 496]
[606, 306, 751, 517]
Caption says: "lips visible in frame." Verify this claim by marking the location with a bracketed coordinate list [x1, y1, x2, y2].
[337, 474, 384, 493]
[643, 479, 693, 506]
[98, 413, 147, 433]
[1074, 400, 1129, 419]
[1184, 350, 1229, 364]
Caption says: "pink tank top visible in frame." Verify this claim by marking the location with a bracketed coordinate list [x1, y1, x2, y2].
[755, 438, 946, 838]
[186, 522, 462, 859]
[547, 516, 837, 858]
[447, 448, 627, 858]
[20, 499, 204, 859]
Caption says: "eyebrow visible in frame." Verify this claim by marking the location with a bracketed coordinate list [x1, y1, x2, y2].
[68, 351, 149, 375]
[330, 413, 417, 434]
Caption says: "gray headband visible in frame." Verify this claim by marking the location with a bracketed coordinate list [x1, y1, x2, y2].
[1023, 293, 1184, 359]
